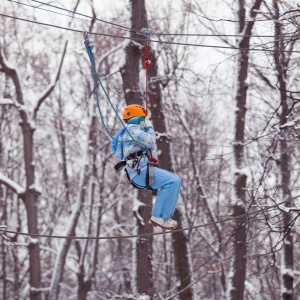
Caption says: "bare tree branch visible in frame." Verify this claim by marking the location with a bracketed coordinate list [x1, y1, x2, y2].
[0, 48, 24, 105]
[0, 98, 14, 105]
[252, 65, 276, 90]
[0, 172, 25, 198]
[33, 40, 68, 121]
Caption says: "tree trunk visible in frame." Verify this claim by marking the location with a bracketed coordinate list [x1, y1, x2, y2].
[121, 0, 154, 297]
[172, 210, 193, 300]
[227, 0, 262, 298]
[76, 113, 105, 299]
[1, 186, 7, 300]
[0, 40, 67, 300]
[21, 121, 42, 300]
[0, 52, 42, 300]
[121, 0, 147, 106]
[176, 109, 226, 294]
[273, 1, 294, 298]
[122, 1, 193, 298]
[56, 96, 71, 207]
[279, 139, 293, 300]
[48, 111, 93, 300]
[148, 49, 194, 300]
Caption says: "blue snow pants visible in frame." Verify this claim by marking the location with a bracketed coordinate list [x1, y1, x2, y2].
[132, 167, 182, 220]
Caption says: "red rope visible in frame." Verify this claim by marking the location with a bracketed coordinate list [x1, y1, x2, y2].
[144, 44, 151, 115]
[144, 42, 157, 163]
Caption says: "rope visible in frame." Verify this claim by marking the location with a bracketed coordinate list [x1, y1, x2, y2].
[0, 196, 298, 241]
[83, 34, 149, 151]
[144, 42, 151, 114]
[84, 37, 124, 138]
[144, 44, 150, 115]
[140, 28, 154, 114]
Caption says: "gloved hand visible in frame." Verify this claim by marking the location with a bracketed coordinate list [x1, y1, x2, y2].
[151, 157, 158, 164]
[145, 125, 154, 132]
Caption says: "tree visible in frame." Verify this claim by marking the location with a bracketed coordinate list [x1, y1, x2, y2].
[272, 1, 300, 298]
[48, 100, 96, 299]
[0, 34, 67, 298]
[148, 41, 194, 300]
[121, 1, 195, 298]
[121, 0, 154, 297]
[227, 0, 263, 299]
[3, 0, 300, 298]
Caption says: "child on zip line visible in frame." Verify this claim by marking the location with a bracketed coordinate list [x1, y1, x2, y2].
[111, 104, 181, 230]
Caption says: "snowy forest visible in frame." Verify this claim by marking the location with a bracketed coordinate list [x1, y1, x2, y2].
[1, 0, 300, 299]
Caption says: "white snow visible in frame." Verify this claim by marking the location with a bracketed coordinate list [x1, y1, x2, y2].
[0, 172, 25, 195]
[0, 98, 14, 105]
[132, 198, 146, 225]
[280, 117, 300, 129]
[27, 237, 39, 245]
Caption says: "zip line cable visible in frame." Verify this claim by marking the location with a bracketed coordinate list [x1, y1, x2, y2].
[0, 13, 134, 40]
[6, 0, 298, 40]
[4, 0, 274, 39]
[190, 12, 296, 23]
[0, 195, 299, 240]
[7, 0, 94, 24]
[29, 0, 273, 28]
[1, 13, 300, 54]
[155, 32, 298, 39]
[28, 0, 138, 34]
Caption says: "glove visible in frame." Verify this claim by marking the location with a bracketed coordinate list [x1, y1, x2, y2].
[151, 157, 158, 164]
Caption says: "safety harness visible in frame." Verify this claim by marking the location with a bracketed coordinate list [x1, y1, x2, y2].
[114, 151, 158, 196]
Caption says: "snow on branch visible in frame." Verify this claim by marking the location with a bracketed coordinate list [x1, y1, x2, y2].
[33, 40, 68, 120]
[30, 287, 51, 292]
[133, 198, 146, 225]
[0, 48, 24, 105]
[0, 98, 23, 111]
[278, 204, 300, 213]
[0, 172, 25, 197]
[241, 0, 263, 38]
[0, 98, 14, 105]
[280, 117, 300, 129]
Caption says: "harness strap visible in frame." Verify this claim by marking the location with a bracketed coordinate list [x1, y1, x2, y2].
[114, 159, 158, 196]
[114, 161, 126, 172]
[127, 151, 144, 160]
[146, 162, 155, 188]
[146, 161, 157, 196]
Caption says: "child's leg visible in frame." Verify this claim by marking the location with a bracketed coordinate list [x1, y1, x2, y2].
[132, 168, 181, 220]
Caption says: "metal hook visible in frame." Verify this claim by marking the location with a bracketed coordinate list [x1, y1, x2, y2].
[83, 31, 89, 42]
[140, 28, 154, 37]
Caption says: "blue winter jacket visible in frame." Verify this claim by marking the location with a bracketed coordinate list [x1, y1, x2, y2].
[111, 124, 156, 179]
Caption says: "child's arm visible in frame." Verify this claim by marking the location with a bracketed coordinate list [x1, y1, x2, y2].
[130, 125, 156, 149]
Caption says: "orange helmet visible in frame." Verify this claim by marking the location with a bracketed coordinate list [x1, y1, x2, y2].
[123, 104, 147, 120]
